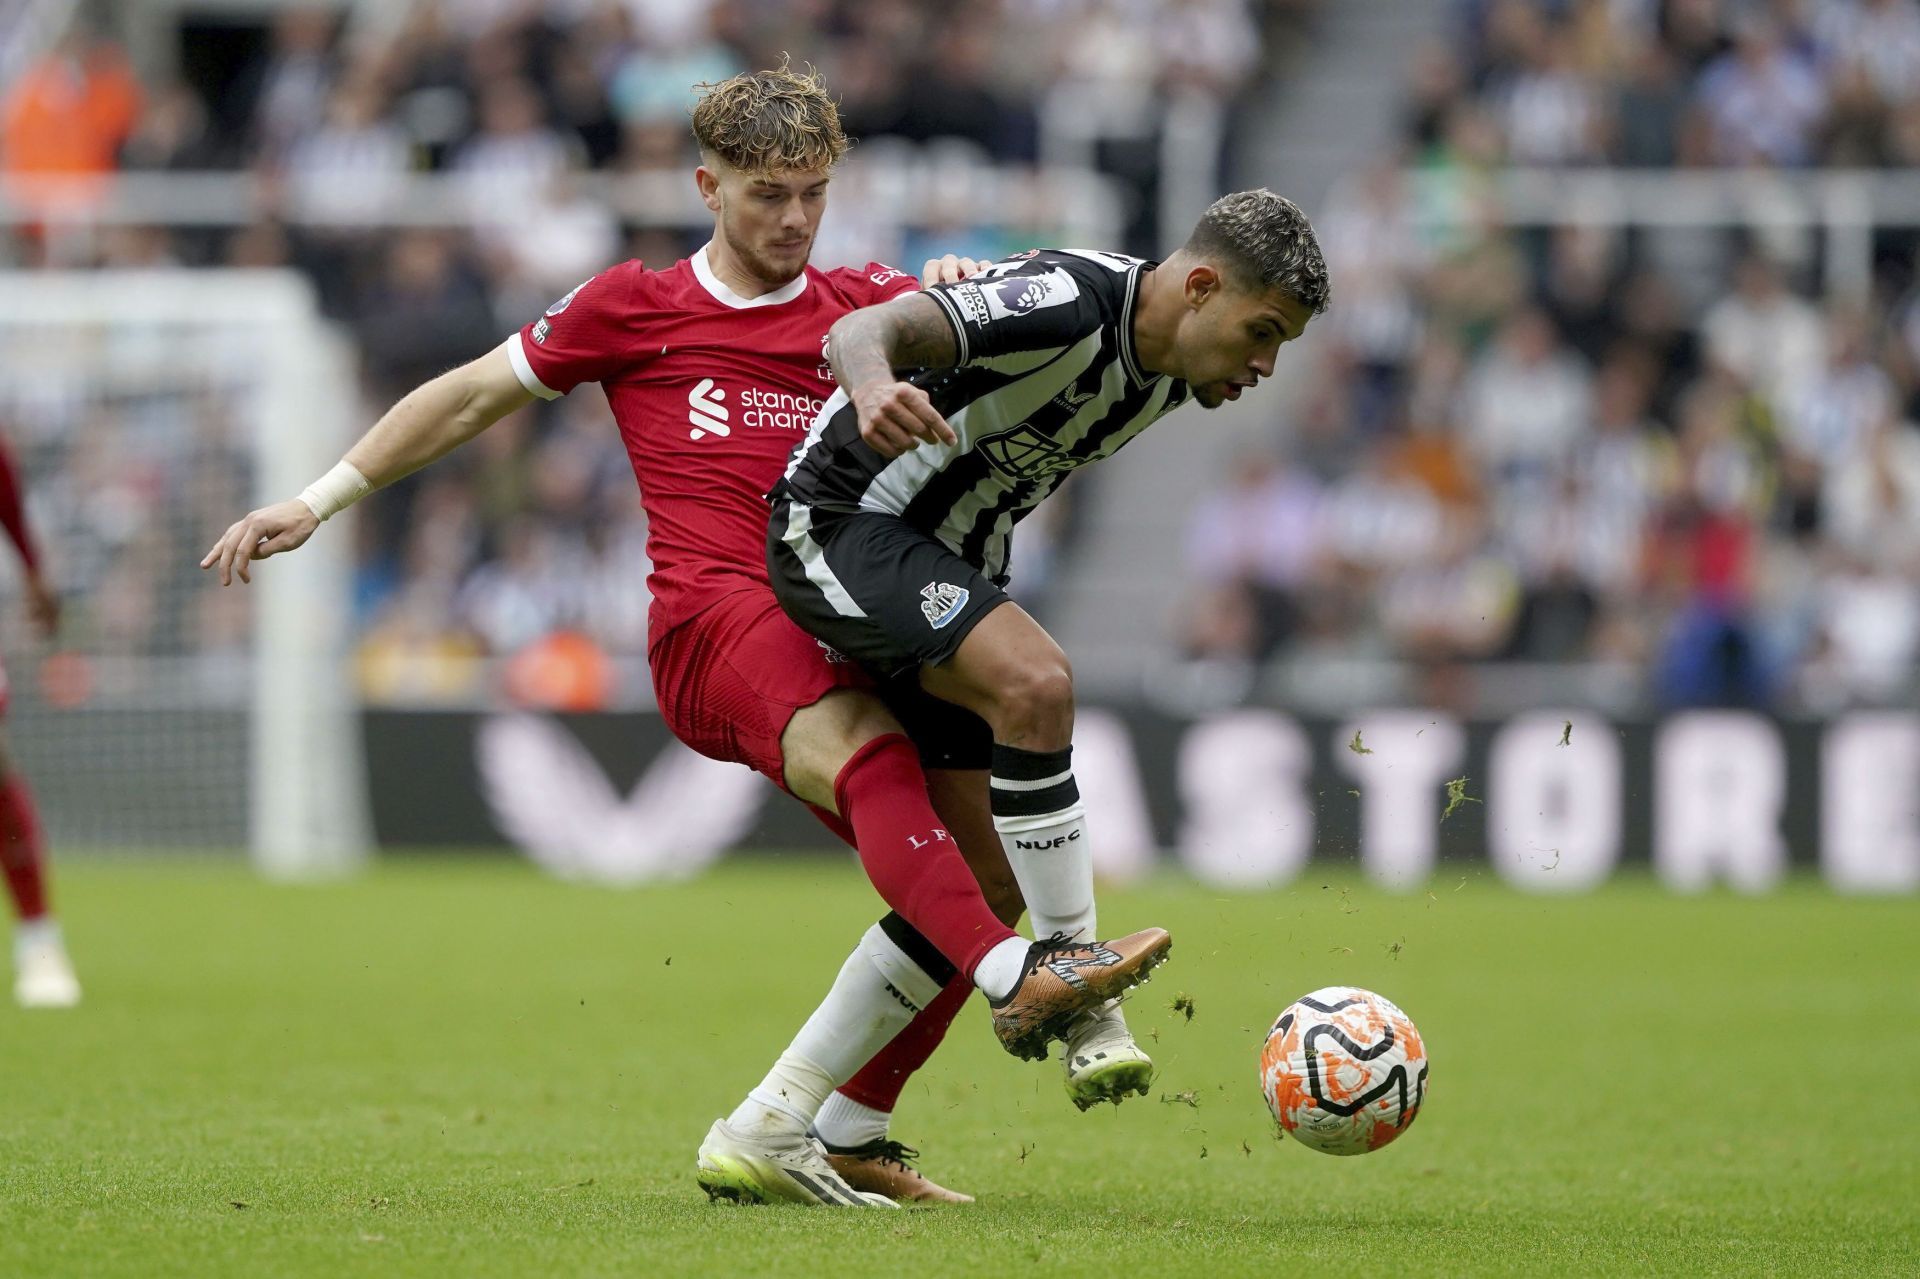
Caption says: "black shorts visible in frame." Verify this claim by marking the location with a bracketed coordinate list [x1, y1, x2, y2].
[875, 670, 994, 771]
[769, 506, 1005, 768]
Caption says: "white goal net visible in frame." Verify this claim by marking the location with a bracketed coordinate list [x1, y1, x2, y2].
[0, 270, 368, 875]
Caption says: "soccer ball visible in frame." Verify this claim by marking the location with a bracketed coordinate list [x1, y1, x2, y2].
[1259, 986, 1429, 1156]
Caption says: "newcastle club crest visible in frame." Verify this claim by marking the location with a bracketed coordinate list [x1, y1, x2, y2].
[920, 581, 970, 629]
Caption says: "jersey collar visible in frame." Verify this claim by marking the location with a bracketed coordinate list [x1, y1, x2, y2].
[692, 242, 811, 309]
[1119, 260, 1152, 386]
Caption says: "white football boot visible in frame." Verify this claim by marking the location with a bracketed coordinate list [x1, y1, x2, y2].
[1062, 1001, 1154, 1110]
[696, 1119, 899, 1207]
[14, 922, 81, 1009]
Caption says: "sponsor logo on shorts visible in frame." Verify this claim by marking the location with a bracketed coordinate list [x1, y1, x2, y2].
[920, 581, 970, 629]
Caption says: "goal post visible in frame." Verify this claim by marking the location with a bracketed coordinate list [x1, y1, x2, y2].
[0, 269, 369, 876]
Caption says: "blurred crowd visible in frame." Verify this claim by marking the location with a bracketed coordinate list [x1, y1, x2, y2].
[0, 0, 1273, 703]
[12, 0, 1920, 713]
[1181, 0, 1920, 711]
[1414, 0, 1920, 170]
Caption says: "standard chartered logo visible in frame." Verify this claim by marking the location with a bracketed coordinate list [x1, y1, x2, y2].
[687, 378, 823, 441]
[688, 378, 729, 440]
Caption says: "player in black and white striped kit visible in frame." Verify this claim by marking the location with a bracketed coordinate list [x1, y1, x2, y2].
[768, 190, 1330, 1109]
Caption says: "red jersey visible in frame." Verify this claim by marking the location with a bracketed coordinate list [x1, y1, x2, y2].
[508, 248, 916, 639]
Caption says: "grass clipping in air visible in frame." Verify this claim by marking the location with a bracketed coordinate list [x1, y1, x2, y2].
[1440, 777, 1480, 823]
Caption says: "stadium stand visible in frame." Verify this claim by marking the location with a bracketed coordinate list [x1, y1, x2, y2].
[1174, 0, 1920, 715]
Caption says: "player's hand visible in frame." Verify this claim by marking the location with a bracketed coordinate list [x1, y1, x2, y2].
[200, 499, 321, 586]
[853, 380, 957, 458]
[920, 255, 986, 286]
[23, 572, 58, 638]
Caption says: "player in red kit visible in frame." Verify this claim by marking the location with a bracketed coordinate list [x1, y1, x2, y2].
[203, 66, 1171, 1208]
[0, 429, 77, 1008]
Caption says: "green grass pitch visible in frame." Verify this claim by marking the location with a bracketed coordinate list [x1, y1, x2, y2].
[2, 857, 1915, 1277]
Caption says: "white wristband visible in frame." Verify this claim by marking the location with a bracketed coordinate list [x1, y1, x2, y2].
[297, 461, 372, 522]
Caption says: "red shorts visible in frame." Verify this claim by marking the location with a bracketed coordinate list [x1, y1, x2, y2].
[648, 587, 872, 796]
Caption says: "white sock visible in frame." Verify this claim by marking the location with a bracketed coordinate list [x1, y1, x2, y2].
[14, 916, 60, 958]
[813, 1092, 892, 1150]
[726, 920, 946, 1137]
[990, 744, 1096, 942]
[731, 1050, 838, 1137]
[971, 935, 1031, 1002]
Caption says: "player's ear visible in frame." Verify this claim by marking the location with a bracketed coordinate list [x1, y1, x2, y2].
[694, 165, 723, 213]
[1184, 263, 1225, 310]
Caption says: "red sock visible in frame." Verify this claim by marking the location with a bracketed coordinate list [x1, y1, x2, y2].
[0, 775, 49, 921]
[837, 973, 972, 1112]
[835, 734, 1017, 977]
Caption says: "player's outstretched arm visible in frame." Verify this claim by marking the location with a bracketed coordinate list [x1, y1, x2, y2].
[827, 293, 961, 458]
[200, 341, 534, 585]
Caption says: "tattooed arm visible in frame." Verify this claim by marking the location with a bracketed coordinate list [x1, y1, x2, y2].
[827, 293, 961, 458]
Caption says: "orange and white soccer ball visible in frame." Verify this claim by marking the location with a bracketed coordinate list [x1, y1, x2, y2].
[1259, 986, 1429, 1155]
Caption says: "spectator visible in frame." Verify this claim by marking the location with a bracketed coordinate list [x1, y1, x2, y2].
[1694, 17, 1826, 167]
[457, 517, 578, 655]
[1611, 35, 1687, 165]
[1182, 450, 1324, 660]
[453, 77, 577, 218]
[246, 8, 339, 161]
[1812, 0, 1920, 108]
[283, 74, 413, 223]
[1782, 304, 1893, 470]
[1459, 309, 1593, 481]
[119, 82, 223, 171]
[1824, 412, 1920, 570]
[1317, 161, 1427, 409]
[1376, 508, 1519, 662]
[1807, 562, 1920, 703]
[1701, 253, 1825, 410]
[1495, 21, 1602, 165]
[353, 231, 499, 400]
[0, 24, 142, 211]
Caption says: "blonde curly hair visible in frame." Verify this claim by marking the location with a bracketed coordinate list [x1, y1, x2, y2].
[692, 61, 849, 176]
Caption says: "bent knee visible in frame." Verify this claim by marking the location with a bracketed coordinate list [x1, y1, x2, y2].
[780, 690, 905, 809]
[992, 659, 1074, 734]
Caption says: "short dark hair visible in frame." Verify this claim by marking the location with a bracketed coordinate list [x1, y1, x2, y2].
[1183, 189, 1331, 315]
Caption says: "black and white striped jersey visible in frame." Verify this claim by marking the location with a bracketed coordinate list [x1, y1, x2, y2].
[771, 248, 1190, 586]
